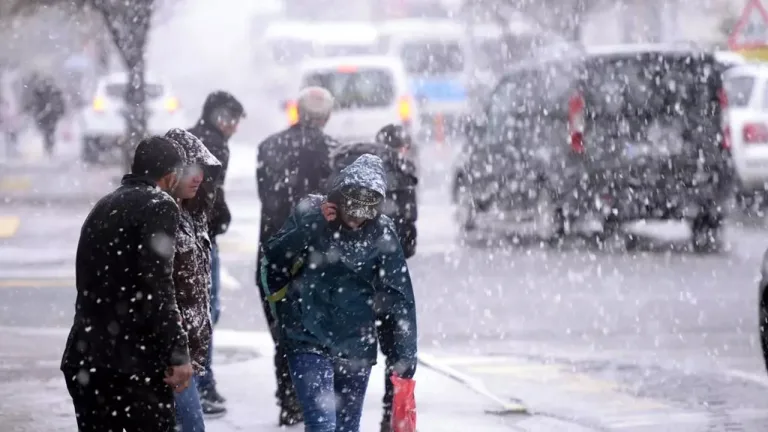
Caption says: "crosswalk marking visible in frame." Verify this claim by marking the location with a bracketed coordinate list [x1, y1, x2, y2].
[0, 216, 20, 238]
[0, 176, 31, 191]
[447, 355, 672, 414]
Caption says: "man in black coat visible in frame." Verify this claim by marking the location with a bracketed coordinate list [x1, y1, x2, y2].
[61, 136, 193, 432]
[22, 73, 65, 156]
[255, 86, 337, 426]
[187, 90, 245, 412]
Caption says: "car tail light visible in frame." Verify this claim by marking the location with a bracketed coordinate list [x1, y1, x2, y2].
[568, 92, 585, 153]
[163, 96, 179, 113]
[398, 96, 412, 126]
[743, 123, 768, 144]
[286, 100, 299, 125]
[718, 88, 730, 149]
[92, 97, 106, 113]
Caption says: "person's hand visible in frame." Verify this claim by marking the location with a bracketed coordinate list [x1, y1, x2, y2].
[321, 201, 337, 222]
[164, 363, 193, 393]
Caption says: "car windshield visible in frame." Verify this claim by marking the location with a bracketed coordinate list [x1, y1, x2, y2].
[584, 54, 717, 118]
[582, 53, 720, 159]
[270, 39, 314, 65]
[104, 83, 164, 99]
[400, 41, 464, 75]
[302, 68, 394, 109]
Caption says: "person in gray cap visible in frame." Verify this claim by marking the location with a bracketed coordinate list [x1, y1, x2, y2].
[255, 86, 339, 426]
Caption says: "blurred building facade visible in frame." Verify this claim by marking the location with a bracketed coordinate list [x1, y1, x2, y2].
[582, 0, 743, 47]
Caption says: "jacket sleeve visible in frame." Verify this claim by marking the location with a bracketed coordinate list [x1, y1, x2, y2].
[256, 140, 271, 203]
[314, 136, 333, 192]
[139, 198, 190, 367]
[261, 201, 316, 294]
[206, 138, 231, 237]
[210, 188, 231, 236]
[374, 223, 418, 378]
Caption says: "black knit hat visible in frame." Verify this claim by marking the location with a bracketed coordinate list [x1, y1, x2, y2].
[375, 124, 409, 149]
[131, 136, 183, 180]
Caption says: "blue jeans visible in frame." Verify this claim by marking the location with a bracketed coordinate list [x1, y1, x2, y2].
[198, 244, 221, 393]
[175, 376, 205, 431]
[288, 353, 372, 432]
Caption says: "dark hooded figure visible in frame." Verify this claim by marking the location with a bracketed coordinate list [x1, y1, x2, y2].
[22, 73, 65, 155]
[187, 90, 245, 414]
[164, 128, 223, 431]
[261, 154, 418, 432]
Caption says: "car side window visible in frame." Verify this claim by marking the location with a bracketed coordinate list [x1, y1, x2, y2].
[724, 74, 755, 109]
[486, 74, 525, 132]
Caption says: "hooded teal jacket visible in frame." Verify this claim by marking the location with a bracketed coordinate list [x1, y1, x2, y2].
[261, 155, 417, 369]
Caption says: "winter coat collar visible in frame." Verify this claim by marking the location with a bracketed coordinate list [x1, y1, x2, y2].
[121, 173, 160, 188]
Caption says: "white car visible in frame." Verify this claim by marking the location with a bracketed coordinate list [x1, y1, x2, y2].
[257, 21, 379, 99]
[282, 55, 420, 144]
[724, 63, 768, 198]
[79, 72, 188, 163]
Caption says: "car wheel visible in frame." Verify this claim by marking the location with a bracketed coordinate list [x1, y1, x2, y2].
[81, 137, 100, 164]
[455, 185, 477, 231]
[691, 214, 725, 254]
[533, 187, 565, 245]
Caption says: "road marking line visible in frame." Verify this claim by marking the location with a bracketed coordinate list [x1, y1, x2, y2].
[0, 176, 31, 191]
[0, 216, 20, 237]
[417, 352, 529, 414]
[0, 278, 75, 288]
[460, 356, 672, 413]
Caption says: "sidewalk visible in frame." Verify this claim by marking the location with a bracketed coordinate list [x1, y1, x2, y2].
[204, 331, 516, 431]
[0, 328, 516, 431]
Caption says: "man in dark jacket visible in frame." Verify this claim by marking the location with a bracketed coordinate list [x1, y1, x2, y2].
[22, 73, 65, 155]
[187, 90, 245, 410]
[255, 86, 337, 426]
[61, 136, 193, 432]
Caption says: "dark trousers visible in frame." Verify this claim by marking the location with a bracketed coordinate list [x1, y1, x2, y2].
[63, 367, 175, 432]
[39, 122, 56, 155]
[256, 249, 299, 410]
[378, 319, 396, 430]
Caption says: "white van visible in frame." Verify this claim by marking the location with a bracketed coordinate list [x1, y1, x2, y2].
[376, 19, 470, 129]
[282, 56, 419, 144]
[258, 21, 379, 98]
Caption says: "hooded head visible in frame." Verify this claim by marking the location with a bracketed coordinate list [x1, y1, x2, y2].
[375, 124, 410, 150]
[165, 128, 222, 212]
[199, 91, 246, 137]
[328, 154, 387, 221]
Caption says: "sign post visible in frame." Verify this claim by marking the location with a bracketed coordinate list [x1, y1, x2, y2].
[729, 0, 768, 61]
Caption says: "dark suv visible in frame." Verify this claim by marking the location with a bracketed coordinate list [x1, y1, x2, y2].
[453, 44, 734, 251]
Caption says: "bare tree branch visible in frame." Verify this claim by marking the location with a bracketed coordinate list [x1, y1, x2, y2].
[9, 0, 157, 173]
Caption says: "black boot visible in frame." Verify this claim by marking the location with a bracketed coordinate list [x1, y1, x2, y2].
[201, 398, 227, 419]
[200, 386, 227, 405]
[278, 404, 303, 426]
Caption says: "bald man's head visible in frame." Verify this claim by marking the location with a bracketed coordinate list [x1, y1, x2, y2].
[297, 86, 334, 128]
